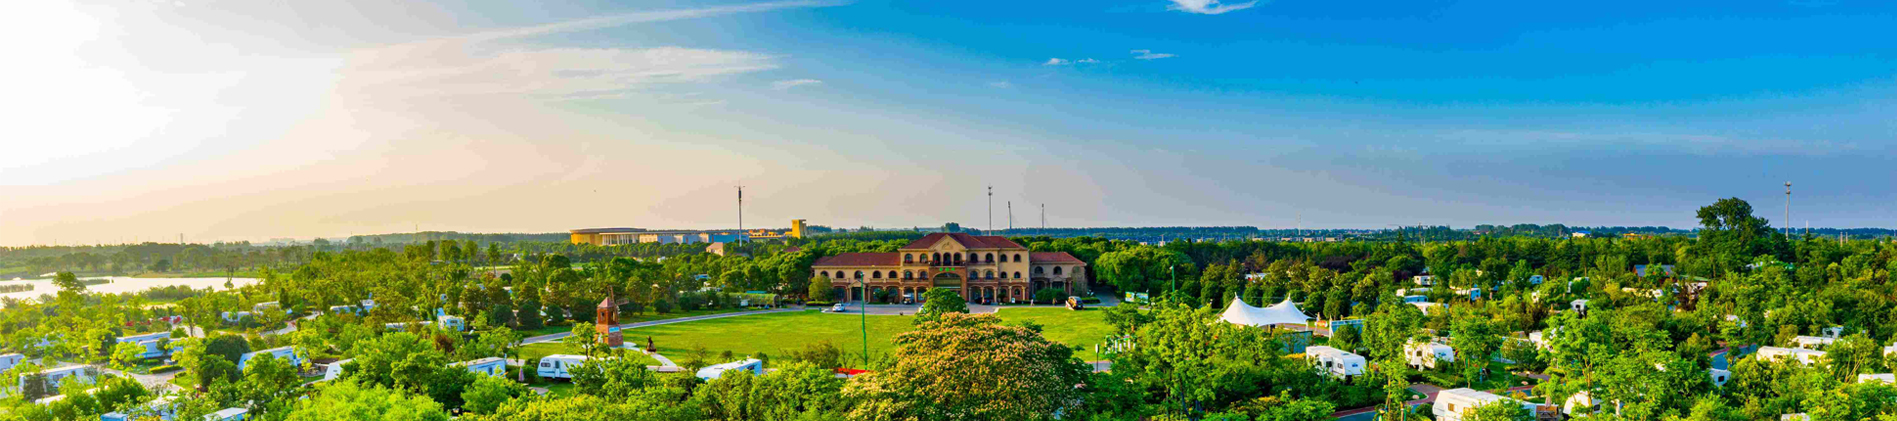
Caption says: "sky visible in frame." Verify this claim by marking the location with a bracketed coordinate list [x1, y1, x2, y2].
[1, 0, 1894, 245]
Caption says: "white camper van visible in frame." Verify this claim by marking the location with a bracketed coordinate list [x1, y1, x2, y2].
[1405, 340, 1456, 370]
[537, 354, 590, 379]
[207, 407, 249, 421]
[238, 346, 300, 371]
[322, 359, 354, 381]
[19, 365, 94, 392]
[1435, 388, 1534, 421]
[0, 353, 25, 372]
[1303, 346, 1366, 378]
[696, 359, 765, 380]
[1756, 346, 1826, 365]
[457, 357, 507, 377]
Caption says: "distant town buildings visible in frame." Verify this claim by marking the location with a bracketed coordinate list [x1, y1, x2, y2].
[568, 219, 807, 245]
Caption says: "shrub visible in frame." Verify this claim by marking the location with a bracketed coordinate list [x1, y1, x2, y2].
[148, 365, 181, 374]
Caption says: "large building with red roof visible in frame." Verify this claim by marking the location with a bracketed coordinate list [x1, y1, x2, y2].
[811, 233, 1088, 303]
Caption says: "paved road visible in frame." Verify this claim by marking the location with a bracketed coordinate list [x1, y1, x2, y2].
[522, 308, 805, 344]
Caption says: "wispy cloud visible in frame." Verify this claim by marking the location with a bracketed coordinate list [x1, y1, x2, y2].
[771, 79, 823, 90]
[988, 81, 1013, 88]
[1077, 58, 1100, 64]
[1166, 0, 1258, 15]
[336, 1, 838, 100]
[1131, 49, 1175, 60]
[1043, 58, 1072, 66]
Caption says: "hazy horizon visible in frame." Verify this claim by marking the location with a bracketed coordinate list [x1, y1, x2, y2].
[4, 0, 1893, 246]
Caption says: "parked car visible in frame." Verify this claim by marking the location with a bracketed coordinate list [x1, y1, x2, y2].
[829, 303, 847, 313]
[1066, 296, 1085, 310]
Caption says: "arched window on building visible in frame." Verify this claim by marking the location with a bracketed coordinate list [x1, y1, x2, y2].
[1013, 271, 1022, 279]
[1034, 266, 1044, 275]
[1014, 254, 1023, 262]
[903, 271, 913, 279]
[854, 271, 864, 279]
[985, 270, 995, 279]
[820, 271, 830, 278]
[904, 254, 914, 263]
[954, 254, 963, 265]
[887, 271, 897, 279]
[932, 252, 941, 264]
[985, 253, 994, 263]
[872, 271, 882, 279]
[1053, 266, 1063, 275]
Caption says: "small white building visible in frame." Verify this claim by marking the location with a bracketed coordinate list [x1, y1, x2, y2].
[1402, 295, 1428, 303]
[116, 331, 173, 359]
[1435, 388, 1534, 421]
[1564, 391, 1600, 417]
[20, 364, 94, 392]
[1408, 301, 1445, 314]
[1405, 340, 1456, 370]
[537, 354, 590, 379]
[238, 346, 300, 371]
[457, 357, 506, 377]
[1413, 275, 1436, 286]
[0, 353, 25, 372]
[1571, 299, 1589, 314]
[322, 359, 353, 381]
[1710, 368, 1731, 387]
[1527, 331, 1551, 350]
[437, 314, 466, 332]
[101, 395, 178, 421]
[383, 321, 434, 332]
[1526, 275, 1544, 285]
[1859, 373, 1895, 384]
[696, 359, 765, 380]
[1783, 414, 1810, 421]
[219, 311, 253, 322]
[1304, 346, 1366, 378]
[1820, 326, 1844, 338]
[1885, 343, 1897, 357]
[207, 407, 249, 421]
[1755, 346, 1826, 365]
[1791, 336, 1836, 350]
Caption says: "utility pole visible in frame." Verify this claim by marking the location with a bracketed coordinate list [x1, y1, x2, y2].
[1007, 201, 1013, 231]
[737, 186, 744, 245]
[1040, 204, 1046, 230]
[987, 186, 993, 233]
[858, 277, 868, 368]
[1785, 182, 1792, 237]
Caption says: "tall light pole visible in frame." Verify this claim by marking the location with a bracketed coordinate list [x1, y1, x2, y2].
[857, 276, 868, 368]
[737, 186, 744, 245]
[987, 186, 993, 233]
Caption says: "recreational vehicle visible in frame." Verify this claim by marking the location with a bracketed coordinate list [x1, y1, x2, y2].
[457, 357, 506, 377]
[1405, 340, 1456, 370]
[1860, 373, 1895, 384]
[116, 332, 172, 359]
[1303, 346, 1366, 378]
[537, 354, 590, 379]
[1791, 336, 1836, 350]
[19, 365, 94, 392]
[238, 347, 300, 371]
[207, 408, 249, 421]
[0, 353, 24, 372]
[322, 359, 353, 381]
[696, 359, 766, 380]
[1755, 346, 1826, 365]
[1710, 368, 1731, 387]
[1435, 388, 1535, 421]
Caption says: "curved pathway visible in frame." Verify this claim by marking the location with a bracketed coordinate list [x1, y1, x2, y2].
[522, 308, 804, 345]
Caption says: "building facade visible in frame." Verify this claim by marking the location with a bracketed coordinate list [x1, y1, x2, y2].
[811, 233, 1087, 303]
[569, 220, 806, 246]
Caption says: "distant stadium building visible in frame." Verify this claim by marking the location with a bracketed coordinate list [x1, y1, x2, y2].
[812, 233, 1087, 304]
[570, 219, 806, 245]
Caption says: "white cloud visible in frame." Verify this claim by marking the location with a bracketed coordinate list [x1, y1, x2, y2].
[1043, 58, 1071, 66]
[988, 81, 1013, 88]
[1166, 0, 1258, 14]
[333, 2, 840, 100]
[1077, 58, 1100, 63]
[771, 79, 823, 90]
[1131, 49, 1176, 60]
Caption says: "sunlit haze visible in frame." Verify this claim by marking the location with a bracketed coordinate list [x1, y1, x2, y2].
[4, 0, 1894, 246]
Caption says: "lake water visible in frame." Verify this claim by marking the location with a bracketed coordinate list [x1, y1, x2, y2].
[0, 276, 259, 301]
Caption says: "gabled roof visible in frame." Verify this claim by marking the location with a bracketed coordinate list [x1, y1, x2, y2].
[812, 253, 903, 267]
[900, 233, 1026, 250]
[1030, 252, 1085, 265]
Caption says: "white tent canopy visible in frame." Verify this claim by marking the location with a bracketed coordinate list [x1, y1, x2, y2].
[1220, 295, 1312, 327]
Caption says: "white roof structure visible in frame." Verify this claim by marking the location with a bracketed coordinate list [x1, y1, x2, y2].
[1219, 296, 1311, 327]
[1859, 373, 1895, 384]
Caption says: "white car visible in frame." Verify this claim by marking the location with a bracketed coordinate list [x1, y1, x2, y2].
[829, 303, 847, 312]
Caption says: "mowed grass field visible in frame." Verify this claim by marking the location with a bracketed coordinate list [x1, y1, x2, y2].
[619, 307, 1115, 366]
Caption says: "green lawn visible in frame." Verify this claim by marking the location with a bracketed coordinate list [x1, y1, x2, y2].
[617, 307, 1115, 369]
[514, 307, 762, 337]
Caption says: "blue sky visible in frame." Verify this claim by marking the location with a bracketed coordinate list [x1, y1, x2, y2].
[2, 0, 1893, 244]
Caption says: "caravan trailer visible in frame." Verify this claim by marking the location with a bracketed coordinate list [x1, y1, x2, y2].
[19, 365, 94, 392]
[696, 359, 765, 380]
[0, 353, 25, 372]
[206, 408, 249, 421]
[1405, 340, 1456, 370]
[1303, 346, 1366, 378]
[238, 347, 300, 371]
[457, 357, 506, 377]
[1435, 388, 1537, 421]
[537, 354, 590, 379]
[322, 359, 353, 381]
[1756, 346, 1826, 365]
[117, 332, 172, 359]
